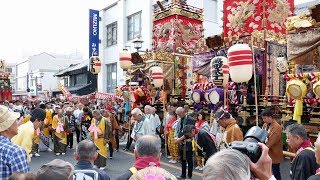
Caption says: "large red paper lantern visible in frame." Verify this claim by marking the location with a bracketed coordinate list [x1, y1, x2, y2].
[149, 66, 164, 88]
[227, 44, 253, 83]
[119, 50, 132, 70]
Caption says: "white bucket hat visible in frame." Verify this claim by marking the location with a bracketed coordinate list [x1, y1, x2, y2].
[0, 105, 20, 132]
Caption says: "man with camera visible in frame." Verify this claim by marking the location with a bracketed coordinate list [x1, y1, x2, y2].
[183, 125, 217, 165]
[286, 123, 319, 180]
[214, 108, 243, 150]
[261, 109, 283, 180]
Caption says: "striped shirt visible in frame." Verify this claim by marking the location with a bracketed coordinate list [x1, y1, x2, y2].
[0, 135, 30, 179]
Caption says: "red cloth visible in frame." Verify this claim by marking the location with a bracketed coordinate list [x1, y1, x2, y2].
[195, 119, 206, 131]
[166, 118, 177, 135]
[296, 139, 312, 155]
[223, 0, 294, 37]
[133, 156, 161, 169]
[105, 105, 115, 113]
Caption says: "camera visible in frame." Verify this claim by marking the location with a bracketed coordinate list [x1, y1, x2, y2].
[230, 126, 268, 163]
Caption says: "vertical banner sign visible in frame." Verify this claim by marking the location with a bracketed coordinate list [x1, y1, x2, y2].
[89, 9, 99, 59]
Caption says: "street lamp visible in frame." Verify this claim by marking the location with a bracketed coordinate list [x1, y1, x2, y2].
[133, 37, 144, 52]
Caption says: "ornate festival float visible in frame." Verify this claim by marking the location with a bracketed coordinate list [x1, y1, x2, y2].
[0, 60, 13, 103]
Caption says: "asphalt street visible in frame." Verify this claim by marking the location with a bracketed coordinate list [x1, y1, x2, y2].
[29, 136, 292, 180]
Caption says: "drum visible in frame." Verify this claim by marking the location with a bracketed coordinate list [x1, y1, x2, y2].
[313, 81, 320, 98]
[192, 89, 204, 103]
[205, 88, 224, 104]
[286, 80, 307, 99]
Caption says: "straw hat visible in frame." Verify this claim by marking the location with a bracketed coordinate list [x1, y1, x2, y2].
[37, 159, 74, 180]
[0, 105, 20, 132]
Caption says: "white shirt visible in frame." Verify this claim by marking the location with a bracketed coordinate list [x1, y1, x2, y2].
[73, 109, 83, 125]
[131, 116, 153, 140]
[149, 114, 161, 135]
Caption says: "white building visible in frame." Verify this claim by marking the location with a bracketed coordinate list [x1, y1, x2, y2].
[98, 0, 223, 93]
[14, 52, 83, 97]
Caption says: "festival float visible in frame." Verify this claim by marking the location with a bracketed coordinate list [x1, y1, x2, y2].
[0, 60, 12, 103]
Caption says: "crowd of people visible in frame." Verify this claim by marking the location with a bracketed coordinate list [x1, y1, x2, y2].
[0, 99, 320, 180]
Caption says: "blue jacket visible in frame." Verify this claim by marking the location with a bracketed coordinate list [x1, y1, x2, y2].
[74, 160, 110, 180]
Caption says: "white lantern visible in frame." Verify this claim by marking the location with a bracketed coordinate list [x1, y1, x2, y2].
[119, 50, 132, 70]
[276, 57, 288, 73]
[210, 56, 228, 84]
[149, 66, 164, 88]
[227, 44, 253, 83]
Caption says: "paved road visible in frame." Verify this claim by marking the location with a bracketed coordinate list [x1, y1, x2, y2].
[29, 138, 291, 179]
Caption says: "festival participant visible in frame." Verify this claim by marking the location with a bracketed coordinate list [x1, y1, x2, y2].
[39, 103, 53, 152]
[107, 108, 119, 157]
[214, 108, 243, 150]
[131, 108, 153, 141]
[52, 108, 67, 156]
[73, 103, 83, 143]
[65, 107, 76, 149]
[261, 109, 283, 180]
[194, 110, 210, 170]
[0, 105, 30, 179]
[166, 111, 179, 164]
[81, 107, 92, 140]
[308, 132, 320, 179]
[286, 123, 319, 180]
[101, 109, 114, 159]
[12, 108, 46, 161]
[183, 125, 217, 165]
[174, 107, 195, 179]
[150, 107, 161, 137]
[90, 110, 108, 168]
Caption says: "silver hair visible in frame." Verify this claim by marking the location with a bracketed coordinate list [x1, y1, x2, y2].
[286, 123, 308, 140]
[76, 140, 97, 161]
[135, 135, 161, 158]
[131, 108, 143, 116]
[203, 149, 250, 180]
[92, 110, 101, 116]
[175, 107, 185, 114]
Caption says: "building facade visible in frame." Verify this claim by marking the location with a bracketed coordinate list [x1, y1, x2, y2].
[98, 0, 223, 93]
[14, 52, 83, 97]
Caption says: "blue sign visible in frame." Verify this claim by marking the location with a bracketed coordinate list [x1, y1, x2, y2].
[89, 9, 99, 58]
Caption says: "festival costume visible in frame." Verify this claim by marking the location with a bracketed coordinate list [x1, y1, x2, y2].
[166, 117, 179, 161]
[194, 119, 210, 168]
[290, 139, 319, 180]
[90, 117, 108, 168]
[81, 113, 92, 140]
[21, 115, 40, 155]
[11, 120, 35, 162]
[131, 116, 153, 141]
[39, 109, 52, 151]
[108, 115, 119, 156]
[52, 115, 67, 154]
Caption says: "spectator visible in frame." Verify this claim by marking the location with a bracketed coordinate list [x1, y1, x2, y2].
[261, 109, 283, 180]
[183, 125, 217, 165]
[308, 132, 320, 179]
[0, 105, 29, 179]
[8, 172, 36, 180]
[65, 107, 76, 149]
[12, 108, 46, 161]
[286, 123, 319, 180]
[214, 108, 243, 150]
[36, 159, 74, 180]
[203, 143, 275, 180]
[129, 166, 176, 180]
[117, 135, 161, 180]
[73, 103, 83, 143]
[74, 140, 110, 180]
[174, 107, 195, 179]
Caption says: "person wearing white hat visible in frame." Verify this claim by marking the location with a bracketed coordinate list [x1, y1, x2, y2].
[0, 105, 30, 179]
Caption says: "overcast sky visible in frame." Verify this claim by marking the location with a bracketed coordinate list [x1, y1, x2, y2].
[0, 0, 316, 63]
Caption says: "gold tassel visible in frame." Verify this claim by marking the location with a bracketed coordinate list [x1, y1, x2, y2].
[293, 99, 303, 124]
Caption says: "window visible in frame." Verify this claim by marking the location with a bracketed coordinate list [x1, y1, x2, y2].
[127, 12, 141, 40]
[5, 68, 12, 73]
[106, 63, 117, 93]
[107, 22, 117, 47]
[75, 74, 87, 86]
